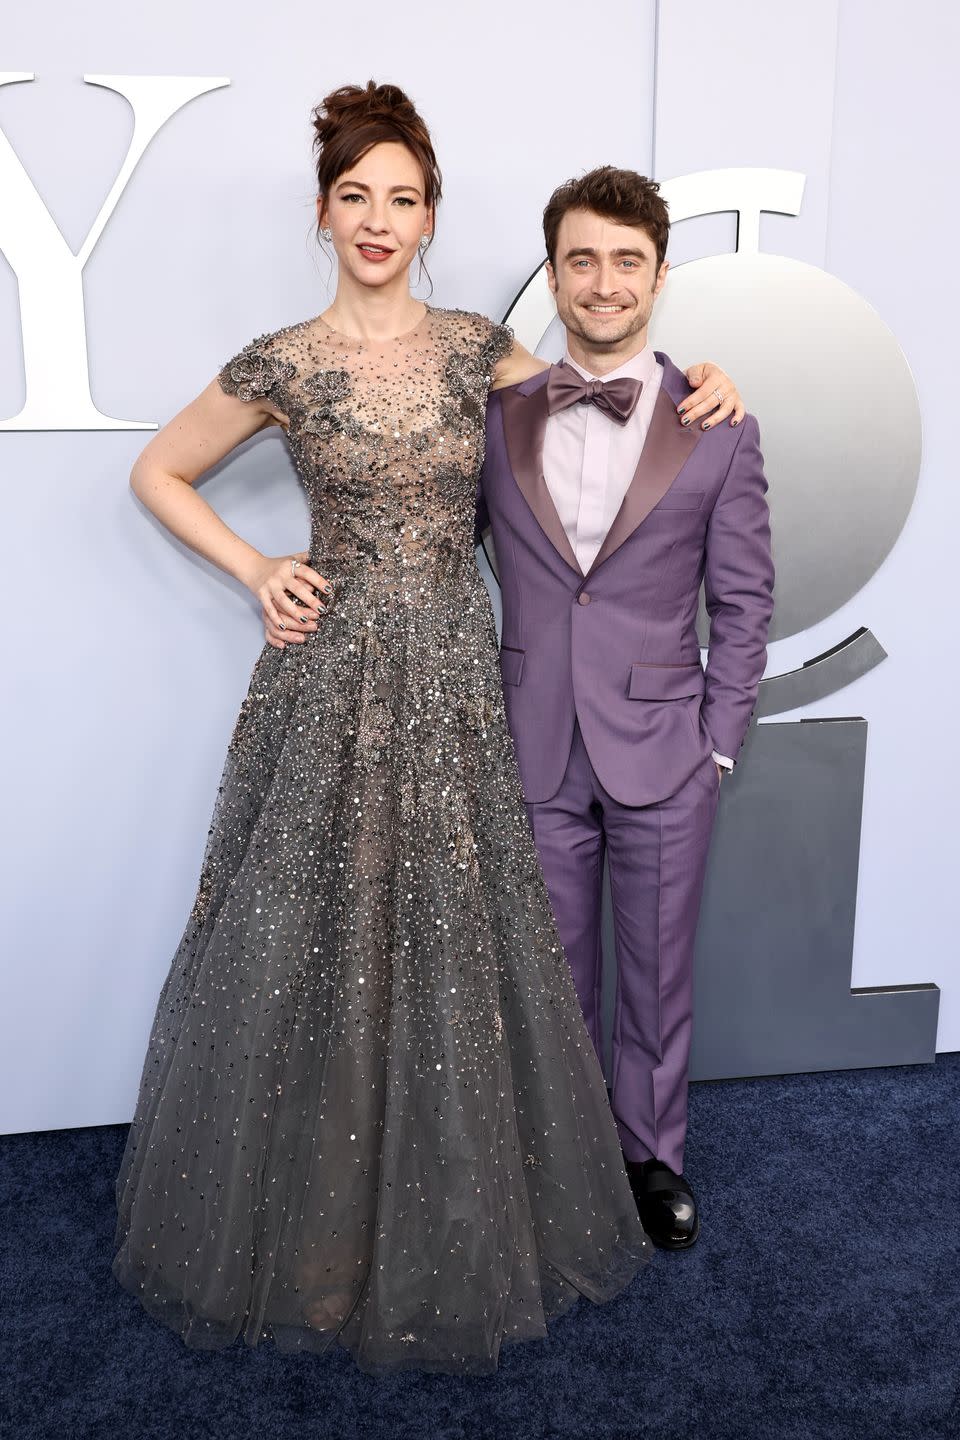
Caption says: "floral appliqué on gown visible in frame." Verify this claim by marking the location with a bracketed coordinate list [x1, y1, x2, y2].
[112, 306, 649, 1374]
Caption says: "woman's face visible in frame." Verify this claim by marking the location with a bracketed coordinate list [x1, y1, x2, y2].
[318, 141, 432, 291]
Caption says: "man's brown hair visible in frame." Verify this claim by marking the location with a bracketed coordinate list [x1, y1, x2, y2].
[543, 166, 670, 270]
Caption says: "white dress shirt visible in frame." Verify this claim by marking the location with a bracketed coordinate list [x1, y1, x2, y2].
[542, 347, 733, 772]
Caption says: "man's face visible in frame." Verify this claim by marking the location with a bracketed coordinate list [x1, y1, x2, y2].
[547, 208, 668, 353]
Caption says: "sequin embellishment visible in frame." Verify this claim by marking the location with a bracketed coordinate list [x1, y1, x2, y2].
[112, 306, 649, 1375]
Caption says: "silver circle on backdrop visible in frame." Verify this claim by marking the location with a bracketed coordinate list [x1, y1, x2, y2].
[502, 246, 922, 646]
[649, 253, 921, 642]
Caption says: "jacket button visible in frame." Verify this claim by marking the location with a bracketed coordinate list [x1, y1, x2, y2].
[577, 592, 591, 606]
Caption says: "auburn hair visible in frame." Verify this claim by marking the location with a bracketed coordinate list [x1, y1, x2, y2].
[542, 166, 670, 270]
[311, 81, 442, 236]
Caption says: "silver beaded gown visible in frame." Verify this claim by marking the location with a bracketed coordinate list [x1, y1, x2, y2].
[112, 305, 649, 1374]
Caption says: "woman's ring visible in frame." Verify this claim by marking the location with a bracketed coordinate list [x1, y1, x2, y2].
[290, 558, 300, 577]
[713, 388, 724, 403]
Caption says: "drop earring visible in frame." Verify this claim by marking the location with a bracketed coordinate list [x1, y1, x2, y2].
[321, 227, 332, 242]
[419, 235, 430, 252]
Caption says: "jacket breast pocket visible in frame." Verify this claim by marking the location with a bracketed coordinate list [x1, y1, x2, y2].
[653, 489, 705, 511]
[500, 645, 525, 686]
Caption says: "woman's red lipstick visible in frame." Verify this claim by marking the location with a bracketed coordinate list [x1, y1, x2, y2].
[357, 243, 394, 263]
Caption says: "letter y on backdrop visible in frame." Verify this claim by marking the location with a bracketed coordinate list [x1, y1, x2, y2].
[0, 73, 228, 431]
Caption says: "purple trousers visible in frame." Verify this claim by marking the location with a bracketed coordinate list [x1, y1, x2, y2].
[525, 723, 720, 1174]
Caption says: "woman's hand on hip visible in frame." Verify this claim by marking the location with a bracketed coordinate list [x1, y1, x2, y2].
[246, 551, 332, 648]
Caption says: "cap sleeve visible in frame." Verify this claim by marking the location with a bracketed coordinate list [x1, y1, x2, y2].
[478, 318, 515, 377]
[217, 335, 295, 406]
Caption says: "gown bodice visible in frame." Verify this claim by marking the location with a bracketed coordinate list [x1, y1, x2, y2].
[218, 306, 512, 595]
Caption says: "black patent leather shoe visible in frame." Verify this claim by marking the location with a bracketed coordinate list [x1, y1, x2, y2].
[624, 1158, 700, 1250]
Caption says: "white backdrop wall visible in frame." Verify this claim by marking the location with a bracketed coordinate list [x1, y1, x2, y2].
[654, 0, 959, 1048]
[0, 0, 954, 1135]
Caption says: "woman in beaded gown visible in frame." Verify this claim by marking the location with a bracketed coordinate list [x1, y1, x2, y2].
[113, 83, 740, 1375]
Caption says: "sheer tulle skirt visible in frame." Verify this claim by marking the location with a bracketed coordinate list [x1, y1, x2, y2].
[113, 579, 649, 1373]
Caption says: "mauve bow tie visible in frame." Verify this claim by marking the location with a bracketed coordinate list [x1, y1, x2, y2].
[545, 363, 643, 425]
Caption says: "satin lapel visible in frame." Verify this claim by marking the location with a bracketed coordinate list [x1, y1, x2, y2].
[499, 379, 583, 577]
[587, 382, 702, 576]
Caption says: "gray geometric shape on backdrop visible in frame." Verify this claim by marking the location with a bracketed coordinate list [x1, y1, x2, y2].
[687, 717, 938, 1079]
[756, 627, 887, 718]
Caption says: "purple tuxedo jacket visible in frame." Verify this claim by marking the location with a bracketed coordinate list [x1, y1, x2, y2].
[478, 356, 775, 807]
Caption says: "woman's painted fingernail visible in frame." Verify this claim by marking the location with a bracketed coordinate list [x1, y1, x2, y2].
[681, 417, 691, 427]
[677, 406, 686, 416]
[731, 418, 740, 426]
[322, 582, 334, 594]
[702, 421, 711, 430]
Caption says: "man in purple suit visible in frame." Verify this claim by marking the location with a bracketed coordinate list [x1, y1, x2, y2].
[479, 167, 774, 1249]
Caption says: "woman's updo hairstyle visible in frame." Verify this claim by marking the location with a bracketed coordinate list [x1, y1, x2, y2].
[311, 81, 443, 243]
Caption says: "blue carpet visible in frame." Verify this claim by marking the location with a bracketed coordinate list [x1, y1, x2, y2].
[2, 1056, 958, 1440]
